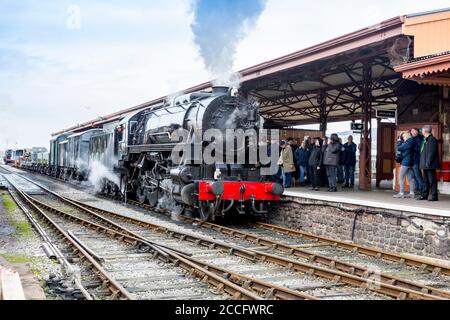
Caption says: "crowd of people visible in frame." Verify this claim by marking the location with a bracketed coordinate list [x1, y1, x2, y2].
[275, 133, 357, 193]
[394, 125, 440, 202]
[273, 125, 440, 201]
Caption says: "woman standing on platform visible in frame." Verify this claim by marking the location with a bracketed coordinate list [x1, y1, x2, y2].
[394, 132, 416, 198]
[308, 138, 323, 191]
[280, 140, 296, 188]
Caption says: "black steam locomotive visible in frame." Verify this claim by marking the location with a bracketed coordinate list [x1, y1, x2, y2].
[33, 87, 284, 220]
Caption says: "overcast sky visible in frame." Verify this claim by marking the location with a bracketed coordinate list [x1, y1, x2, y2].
[1, 0, 449, 149]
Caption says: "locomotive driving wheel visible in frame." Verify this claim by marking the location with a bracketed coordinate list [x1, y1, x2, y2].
[199, 200, 215, 221]
[136, 186, 147, 204]
[147, 189, 159, 207]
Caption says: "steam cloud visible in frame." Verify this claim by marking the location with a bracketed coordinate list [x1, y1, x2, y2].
[87, 160, 120, 192]
[191, 0, 267, 87]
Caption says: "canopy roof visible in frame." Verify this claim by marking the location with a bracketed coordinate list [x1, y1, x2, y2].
[394, 52, 450, 86]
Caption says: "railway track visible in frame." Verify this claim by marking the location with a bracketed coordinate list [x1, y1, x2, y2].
[5, 185, 132, 300]
[179, 217, 450, 298]
[1, 170, 317, 300]
[2, 175, 263, 300]
[2, 166, 449, 300]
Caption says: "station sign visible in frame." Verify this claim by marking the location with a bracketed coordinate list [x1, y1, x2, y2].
[376, 109, 396, 119]
[351, 123, 364, 132]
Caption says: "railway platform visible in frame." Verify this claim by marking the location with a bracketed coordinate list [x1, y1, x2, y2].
[267, 184, 450, 261]
[284, 187, 450, 218]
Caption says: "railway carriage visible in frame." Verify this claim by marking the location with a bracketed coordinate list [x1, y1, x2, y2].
[67, 130, 103, 180]
[3, 149, 13, 164]
[49, 133, 72, 177]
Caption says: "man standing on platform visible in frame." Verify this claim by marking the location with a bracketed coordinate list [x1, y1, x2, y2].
[411, 128, 424, 196]
[323, 134, 342, 192]
[418, 125, 440, 202]
[342, 135, 357, 189]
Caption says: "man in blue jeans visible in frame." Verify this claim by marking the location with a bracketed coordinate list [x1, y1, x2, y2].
[342, 135, 357, 188]
[411, 128, 424, 196]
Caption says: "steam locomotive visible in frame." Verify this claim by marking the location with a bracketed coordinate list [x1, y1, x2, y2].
[31, 87, 284, 220]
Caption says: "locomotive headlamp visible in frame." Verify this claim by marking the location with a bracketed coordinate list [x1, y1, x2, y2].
[211, 181, 224, 196]
[271, 183, 284, 196]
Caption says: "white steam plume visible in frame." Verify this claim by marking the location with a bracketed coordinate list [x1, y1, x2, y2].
[157, 179, 183, 220]
[191, 0, 267, 88]
[87, 160, 120, 192]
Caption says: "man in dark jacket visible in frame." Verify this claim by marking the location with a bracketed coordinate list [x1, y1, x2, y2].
[308, 138, 323, 191]
[411, 128, 424, 195]
[342, 135, 357, 188]
[323, 134, 341, 192]
[418, 125, 440, 201]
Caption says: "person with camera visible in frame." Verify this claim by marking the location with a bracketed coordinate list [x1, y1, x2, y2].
[394, 132, 415, 198]
[323, 133, 342, 192]
[417, 125, 440, 202]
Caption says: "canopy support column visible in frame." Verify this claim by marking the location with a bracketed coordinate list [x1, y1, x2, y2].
[318, 90, 327, 135]
[359, 61, 373, 190]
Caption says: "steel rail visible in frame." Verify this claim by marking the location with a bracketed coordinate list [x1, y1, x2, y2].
[178, 253, 318, 300]
[23, 193, 261, 300]
[8, 170, 446, 300]
[7, 189, 94, 300]
[3, 177, 133, 300]
[8, 171, 183, 257]
[49, 195, 314, 300]
[254, 222, 450, 277]
[100, 181, 450, 281]
[61, 198, 443, 300]
[5, 171, 263, 300]
[22, 197, 261, 300]
[180, 217, 450, 299]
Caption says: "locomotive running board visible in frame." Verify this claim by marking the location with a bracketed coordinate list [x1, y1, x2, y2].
[128, 143, 177, 153]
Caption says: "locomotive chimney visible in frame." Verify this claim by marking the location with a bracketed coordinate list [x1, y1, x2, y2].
[212, 86, 230, 96]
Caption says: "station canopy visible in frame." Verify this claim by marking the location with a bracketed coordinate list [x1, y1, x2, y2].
[241, 36, 404, 127]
